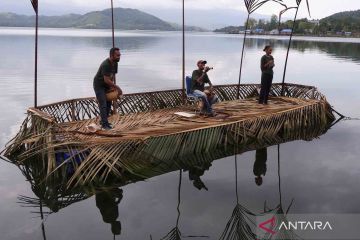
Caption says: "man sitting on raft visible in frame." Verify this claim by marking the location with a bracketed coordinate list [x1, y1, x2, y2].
[191, 60, 218, 116]
[93, 47, 123, 130]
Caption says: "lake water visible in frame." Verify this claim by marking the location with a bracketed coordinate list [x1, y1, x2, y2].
[0, 27, 360, 240]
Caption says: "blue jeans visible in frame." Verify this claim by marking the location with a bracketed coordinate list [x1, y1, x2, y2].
[94, 88, 112, 126]
[193, 90, 218, 113]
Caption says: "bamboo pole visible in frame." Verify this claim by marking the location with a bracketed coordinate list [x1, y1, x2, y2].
[237, 14, 250, 99]
[40, 200, 47, 240]
[280, 7, 299, 96]
[111, 0, 115, 48]
[277, 144, 282, 207]
[110, 0, 118, 113]
[176, 170, 182, 228]
[181, 0, 186, 104]
[34, 7, 38, 107]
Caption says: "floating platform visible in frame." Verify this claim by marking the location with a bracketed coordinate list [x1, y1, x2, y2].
[61, 96, 323, 140]
[2, 83, 335, 186]
[14, 108, 334, 214]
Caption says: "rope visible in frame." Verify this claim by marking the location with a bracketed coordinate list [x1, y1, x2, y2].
[343, 117, 360, 121]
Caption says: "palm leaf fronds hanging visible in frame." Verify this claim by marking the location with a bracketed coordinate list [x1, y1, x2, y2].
[160, 227, 182, 240]
[296, 0, 311, 17]
[244, 0, 283, 14]
[219, 203, 258, 240]
[260, 205, 303, 240]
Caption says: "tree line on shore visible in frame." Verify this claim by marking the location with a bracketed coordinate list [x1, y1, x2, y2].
[214, 9, 360, 37]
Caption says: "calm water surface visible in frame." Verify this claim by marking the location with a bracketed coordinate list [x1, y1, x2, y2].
[0, 28, 360, 240]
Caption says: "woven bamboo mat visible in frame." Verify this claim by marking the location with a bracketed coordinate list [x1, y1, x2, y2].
[58, 97, 317, 142]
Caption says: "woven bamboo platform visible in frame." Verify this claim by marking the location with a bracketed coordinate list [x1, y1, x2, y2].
[59, 96, 322, 141]
[2, 83, 335, 186]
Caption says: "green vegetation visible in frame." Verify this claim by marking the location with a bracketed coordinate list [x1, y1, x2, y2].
[0, 8, 205, 31]
[318, 10, 360, 33]
[214, 10, 360, 37]
[214, 26, 245, 33]
[214, 14, 280, 33]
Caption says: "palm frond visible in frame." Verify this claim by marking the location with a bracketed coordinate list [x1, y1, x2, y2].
[261, 207, 303, 240]
[219, 204, 257, 240]
[296, 0, 311, 16]
[278, 0, 311, 27]
[278, 6, 298, 26]
[160, 227, 181, 240]
[304, 0, 311, 17]
[244, 0, 283, 14]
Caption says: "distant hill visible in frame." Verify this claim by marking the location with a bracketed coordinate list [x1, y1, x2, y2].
[214, 26, 245, 33]
[0, 8, 206, 31]
[320, 10, 360, 32]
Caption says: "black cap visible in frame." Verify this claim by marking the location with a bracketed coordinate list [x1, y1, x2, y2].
[197, 60, 207, 65]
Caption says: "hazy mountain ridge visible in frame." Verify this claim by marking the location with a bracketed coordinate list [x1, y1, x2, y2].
[0, 8, 206, 31]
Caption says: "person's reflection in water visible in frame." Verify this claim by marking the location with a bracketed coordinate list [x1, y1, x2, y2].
[253, 148, 267, 186]
[188, 162, 211, 191]
[95, 188, 123, 236]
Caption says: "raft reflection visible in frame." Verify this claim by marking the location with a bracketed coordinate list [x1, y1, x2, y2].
[9, 117, 337, 239]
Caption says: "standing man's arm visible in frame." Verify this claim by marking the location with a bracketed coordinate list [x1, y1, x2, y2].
[102, 63, 123, 95]
[104, 76, 123, 95]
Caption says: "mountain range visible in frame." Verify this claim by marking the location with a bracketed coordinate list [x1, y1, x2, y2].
[0, 8, 205, 31]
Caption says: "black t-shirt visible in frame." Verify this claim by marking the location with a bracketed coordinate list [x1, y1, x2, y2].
[93, 59, 118, 90]
[253, 148, 267, 176]
[260, 54, 274, 75]
[191, 69, 210, 92]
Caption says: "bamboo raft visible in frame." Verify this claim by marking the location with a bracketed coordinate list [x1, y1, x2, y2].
[16, 108, 334, 214]
[2, 83, 335, 186]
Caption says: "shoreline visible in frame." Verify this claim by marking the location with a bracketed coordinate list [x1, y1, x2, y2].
[1, 26, 360, 43]
[214, 31, 360, 39]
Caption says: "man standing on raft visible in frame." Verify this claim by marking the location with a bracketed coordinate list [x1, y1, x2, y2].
[93, 47, 123, 130]
[259, 45, 275, 105]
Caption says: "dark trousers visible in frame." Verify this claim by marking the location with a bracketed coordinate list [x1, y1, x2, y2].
[259, 73, 273, 104]
[94, 88, 112, 126]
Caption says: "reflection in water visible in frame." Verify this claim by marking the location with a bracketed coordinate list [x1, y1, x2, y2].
[253, 148, 267, 186]
[6, 117, 338, 239]
[219, 154, 257, 240]
[260, 145, 301, 240]
[159, 170, 209, 240]
[84, 36, 162, 51]
[243, 38, 360, 64]
[17, 196, 48, 240]
[291, 40, 360, 63]
[159, 170, 182, 240]
[186, 162, 211, 191]
[95, 188, 123, 236]
[219, 145, 301, 240]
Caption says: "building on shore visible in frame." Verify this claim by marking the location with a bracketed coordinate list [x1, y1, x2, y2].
[280, 29, 292, 35]
[269, 29, 279, 35]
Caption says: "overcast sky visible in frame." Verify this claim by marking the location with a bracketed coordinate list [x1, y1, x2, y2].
[1, 0, 360, 20]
